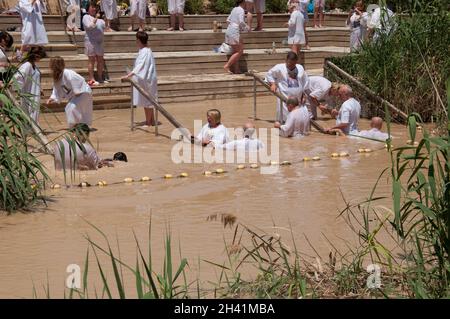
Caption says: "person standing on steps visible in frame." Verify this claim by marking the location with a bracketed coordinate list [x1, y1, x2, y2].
[129, 0, 147, 31]
[313, 0, 325, 28]
[121, 31, 159, 127]
[100, 0, 118, 31]
[285, 3, 305, 56]
[287, 0, 311, 49]
[167, 0, 185, 31]
[82, 1, 106, 86]
[223, 0, 249, 74]
[17, 0, 49, 57]
[346, 0, 368, 51]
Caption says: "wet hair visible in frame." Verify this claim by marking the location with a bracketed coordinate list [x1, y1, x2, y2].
[206, 109, 221, 124]
[136, 31, 148, 45]
[287, 97, 299, 107]
[49, 56, 66, 82]
[113, 152, 128, 162]
[71, 123, 91, 141]
[26, 46, 47, 63]
[286, 51, 298, 62]
[236, 0, 245, 6]
[0, 30, 13, 49]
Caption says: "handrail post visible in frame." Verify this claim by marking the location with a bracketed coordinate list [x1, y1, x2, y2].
[253, 77, 257, 120]
[130, 87, 134, 131]
[279, 97, 283, 124]
[154, 107, 158, 136]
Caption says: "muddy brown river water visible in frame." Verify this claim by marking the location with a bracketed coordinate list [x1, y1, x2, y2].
[0, 96, 411, 298]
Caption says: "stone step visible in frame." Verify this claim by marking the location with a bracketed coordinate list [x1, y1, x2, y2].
[36, 47, 347, 83]
[7, 27, 349, 54]
[0, 13, 348, 32]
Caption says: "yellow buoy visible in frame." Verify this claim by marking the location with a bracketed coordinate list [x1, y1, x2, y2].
[236, 164, 245, 169]
[280, 161, 291, 166]
[51, 184, 61, 189]
[141, 176, 151, 181]
[339, 152, 349, 157]
[203, 171, 212, 176]
[97, 181, 104, 186]
[102, 181, 107, 186]
[215, 168, 224, 174]
[164, 174, 173, 179]
[250, 163, 259, 169]
[364, 148, 372, 153]
[417, 126, 423, 131]
[331, 153, 339, 158]
[303, 157, 311, 162]
[124, 177, 134, 183]
[270, 160, 279, 165]
[179, 172, 189, 178]
[357, 148, 365, 153]
[81, 182, 88, 188]
[312, 156, 321, 161]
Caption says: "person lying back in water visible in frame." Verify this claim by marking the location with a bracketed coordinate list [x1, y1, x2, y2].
[54, 123, 127, 170]
[217, 122, 264, 151]
[352, 116, 390, 141]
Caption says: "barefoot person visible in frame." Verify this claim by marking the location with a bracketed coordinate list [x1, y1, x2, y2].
[223, 0, 249, 74]
[274, 96, 310, 138]
[313, 0, 325, 28]
[167, 0, 185, 31]
[288, 0, 311, 50]
[100, 0, 117, 31]
[82, 2, 106, 85]
[17, 0, 49, 56]
[253, 0, 265, 31]
[64, 0, 82, 32]
[285, 3, 305, 56]
[346, 0, 368, 51]
[325, 84, 361, 135]
[266, 52, 309, 123]
[121, 31, 158, 127]
[129, 0, 147, 31]
[13, 46, 46, 123]
[196, 109, 229, 148]
[46, 56, 93, 128]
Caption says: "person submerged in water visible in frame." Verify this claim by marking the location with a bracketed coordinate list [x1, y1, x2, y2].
[352, 116, 390, 141]
[54, 123, 127, 170]
[218, 122, 264, 151]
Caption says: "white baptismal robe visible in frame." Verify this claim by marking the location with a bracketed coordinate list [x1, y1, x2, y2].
[196, 123, 229, 147]
[353, 128, 389, 141]
[368, 7, 394, 41]
[132, 47, 158, 108]
[63, 0, 81, 29]
[347, 11, 368, 51]
[279, 106, 310, 138]
[101, 0, 118, 20]
[265, 63, 309, 122]
[54, 138, 100, 171]
[13, 61, 41, 122]
[131, 0, 147, 20]
[219, 137, 264, 151]
[336, 97, 361, 134]
[18, 0, 49, 45]
[287, 10, 305, 45]
[306, 75, 331, 118]
[50, 69, 93, 127]
[225, 6, 247, 45]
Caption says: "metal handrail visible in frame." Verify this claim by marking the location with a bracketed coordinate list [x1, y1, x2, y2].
[121, 77, 193, 142]
[245, 70, 327, 134]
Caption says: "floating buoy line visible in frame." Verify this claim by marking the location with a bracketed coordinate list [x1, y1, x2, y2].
[48, 142, 407, 191]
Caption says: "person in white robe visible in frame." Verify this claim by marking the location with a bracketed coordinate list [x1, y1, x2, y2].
[129, 0, 147, 31]
[100, 0, 117, 31]
[367, 5, 395, 41]
[274, 96, 310, 138]
[223, 0, 248, 74]
[82, 3, 106, 85]
[305, 76, 341, 119]
[46, 57, 93, 128]
[218, 122, 264, 151]
[54, 123, 101, 171]
[167, 0, 185, 31]
[265, 51, 309, 123]
[63, 0, 81, 32]
[121, 31, 158, 126]
[17, 0, 49, 54]
[353, 116, 390, 141]
[285, 3, 305, 56]
[346, 1, 368, 51]
[287, 0, 310, 49]
[12, 46, 46, 123]
[196, 109, 229, 148]
[325, 84, 361, 135]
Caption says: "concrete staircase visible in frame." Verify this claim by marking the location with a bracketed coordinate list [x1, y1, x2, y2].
[1, 13, 350, 111]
